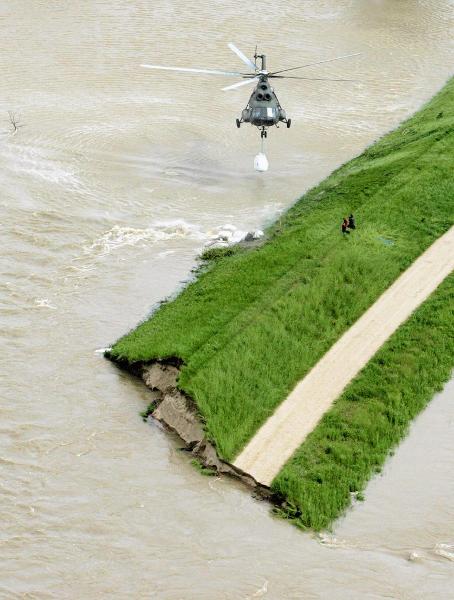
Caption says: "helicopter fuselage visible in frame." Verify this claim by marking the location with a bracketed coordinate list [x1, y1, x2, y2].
[142, 45, 359, 143]
[237, 75, 290, 137]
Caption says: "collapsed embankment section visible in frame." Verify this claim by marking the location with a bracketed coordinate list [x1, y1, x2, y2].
[107, 355, 274, 497]
[108, 77, 454, 529]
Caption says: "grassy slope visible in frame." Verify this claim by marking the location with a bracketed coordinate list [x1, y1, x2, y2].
[272, 272, 454, 530]
[111, 79, 454, 467]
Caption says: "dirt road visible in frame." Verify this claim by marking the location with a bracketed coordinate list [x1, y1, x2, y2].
[233, 226, 454, 486]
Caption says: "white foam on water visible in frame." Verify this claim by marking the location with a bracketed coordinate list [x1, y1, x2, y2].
[204, 224, 264, 249]
[34, 297, 56, 309]
[434, 543, 454, 561]
[94, 347, 111, 354]
[85, 220, 265, 258]
[1, 141, 82, 189]
[210, 223, 247, 244]
[156, 250, 176, 259]
[85, 220, 207, 257]
[247, 579, 269, 598]
[317, 533, 349, 549]
[407, 551, 423, 562]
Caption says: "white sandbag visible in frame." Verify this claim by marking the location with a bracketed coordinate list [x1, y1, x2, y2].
[254, 152, 269, 172]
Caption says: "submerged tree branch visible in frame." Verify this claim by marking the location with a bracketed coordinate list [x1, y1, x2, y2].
[7, 111, 24, 135]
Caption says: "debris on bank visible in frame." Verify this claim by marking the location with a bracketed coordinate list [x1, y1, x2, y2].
[204, 224, 264, 251]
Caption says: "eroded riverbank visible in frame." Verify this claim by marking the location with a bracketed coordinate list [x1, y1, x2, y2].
[110, 358, 263, 485]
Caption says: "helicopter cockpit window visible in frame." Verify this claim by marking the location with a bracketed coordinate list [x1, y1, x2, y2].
[251, 107, 278, 124]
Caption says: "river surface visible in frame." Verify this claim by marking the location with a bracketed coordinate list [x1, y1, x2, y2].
[1, 1, 453, 598]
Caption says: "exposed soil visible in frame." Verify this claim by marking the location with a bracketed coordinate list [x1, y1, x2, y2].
[107, 356, 274, 500]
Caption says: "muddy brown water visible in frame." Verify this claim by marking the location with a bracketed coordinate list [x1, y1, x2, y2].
[1, 1, 453, 598]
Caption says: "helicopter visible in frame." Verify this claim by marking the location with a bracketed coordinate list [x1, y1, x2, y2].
[141, 43, 360, 140]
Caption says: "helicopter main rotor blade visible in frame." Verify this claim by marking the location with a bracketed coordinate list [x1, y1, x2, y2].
[228, 43, 257, 72]
[271, 75, 357, 81]
[222, 77, 259, 91]
[141, 64, 246, 77]
[269, 52, 361, 76]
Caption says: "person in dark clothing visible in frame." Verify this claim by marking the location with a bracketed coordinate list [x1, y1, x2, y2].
[341, 217, 350, 235]
[348, 214, 356, 229]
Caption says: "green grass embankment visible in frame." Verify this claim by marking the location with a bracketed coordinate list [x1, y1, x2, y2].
[272, 272, 454, 530]
[110, 78, 454, 526]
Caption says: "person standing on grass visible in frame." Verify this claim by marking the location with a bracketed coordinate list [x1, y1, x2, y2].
[341, 217, 350, 235]
[348, 213, 356, 229]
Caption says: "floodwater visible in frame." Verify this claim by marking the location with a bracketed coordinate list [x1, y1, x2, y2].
[1, 0, 453, 597]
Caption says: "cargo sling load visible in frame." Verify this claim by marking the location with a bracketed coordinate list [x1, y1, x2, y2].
[141, 43, 360, 169]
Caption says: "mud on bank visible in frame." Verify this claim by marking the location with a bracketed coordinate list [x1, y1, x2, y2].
[107, 354, 279, 500]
